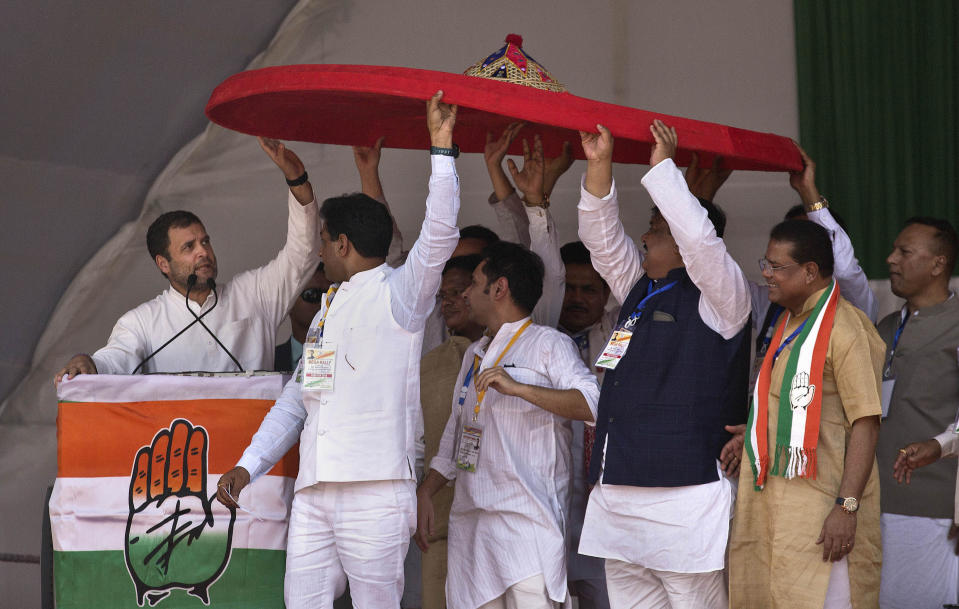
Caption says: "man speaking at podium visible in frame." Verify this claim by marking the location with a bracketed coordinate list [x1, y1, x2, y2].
[54, 137, 320, 380]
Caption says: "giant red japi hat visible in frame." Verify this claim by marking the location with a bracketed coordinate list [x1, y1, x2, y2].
[464, 34, 568, 93]
[206, 38, 800, 172]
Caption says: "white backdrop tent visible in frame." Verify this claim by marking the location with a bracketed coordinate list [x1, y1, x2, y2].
[1, 1, 925, 605]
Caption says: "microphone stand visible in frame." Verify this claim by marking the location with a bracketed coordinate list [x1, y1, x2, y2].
[185, 277, 244, 372]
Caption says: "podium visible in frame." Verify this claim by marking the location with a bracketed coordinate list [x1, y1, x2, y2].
[50, 374, 297, 608]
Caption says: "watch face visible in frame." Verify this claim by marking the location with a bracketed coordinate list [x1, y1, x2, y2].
[842, 497, 859, 512]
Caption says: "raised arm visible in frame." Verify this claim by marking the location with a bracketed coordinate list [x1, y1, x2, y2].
[641, 120, 751, 339]
[234, 138, 320, 329]
[508, 134, 565, 327]
[576, 124, 646, 304]
[789, 144, 878, 322]
[389, 91, 461, 331]
[485, 123, 530, 245]
[354, 137, 406, 266]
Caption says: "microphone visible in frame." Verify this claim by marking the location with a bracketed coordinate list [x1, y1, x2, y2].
[184, 277, 244, 372]
[131, 275, 207, 374]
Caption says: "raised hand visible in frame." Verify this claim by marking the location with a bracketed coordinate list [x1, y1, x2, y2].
[427, 90, 457, 149]
[353, 136, 386, 200]
[125, 419, 235, 606]
[484, 122, 525, 168]
[507, 135, 546, 205]
[788, 143, 822, 205]
[649, 119, 677, 167]
[543, 141, 573, 197]
[789, 371, 816, 410]
[54, 353, 97, 385]
[258, 137, 305, 181]
[892, 439, 942, 484]
[580, 124, 613, 199]
[579, 124, 613, 163]
[685, 152, 732, 202]
[353, 136, 385, 174]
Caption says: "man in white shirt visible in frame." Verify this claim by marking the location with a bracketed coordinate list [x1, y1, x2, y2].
[215, 91, 461, 609]
[415, 240, 600, 609]
[54, 137, 320, 379]
[576, 121, 752, 609]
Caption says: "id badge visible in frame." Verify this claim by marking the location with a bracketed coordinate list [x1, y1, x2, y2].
[455, 424, 483, 473]
[302, 340, 336, 391]
[880, 378, 895, 418]
[595, 329, 633, 370]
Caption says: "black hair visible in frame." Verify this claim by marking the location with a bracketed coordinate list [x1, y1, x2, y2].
[769, 220, 834, 276]
[320, 193, 393, 258]
[904, 216, 958, 273]
[654, 198, 727, 238]
[560, 241, 592, 266]
[479, 241, 544, 314]
[443, 254, 483, 276]
[459, 224, 500, 246]
[147, 210, 203, 261]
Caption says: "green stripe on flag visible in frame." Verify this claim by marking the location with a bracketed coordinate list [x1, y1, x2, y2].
[54, 548, 286, 608]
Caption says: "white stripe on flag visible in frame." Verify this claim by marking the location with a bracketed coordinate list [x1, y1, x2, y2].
[50, 475, 292, 552]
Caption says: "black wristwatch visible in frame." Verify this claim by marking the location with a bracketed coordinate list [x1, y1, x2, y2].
[429, 144, 460, 158]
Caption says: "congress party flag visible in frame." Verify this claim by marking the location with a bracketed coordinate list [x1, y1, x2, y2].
[51, 374, 297, 608]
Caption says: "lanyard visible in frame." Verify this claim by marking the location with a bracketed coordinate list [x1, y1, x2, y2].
[459, 319, 533, 421]
[308, 285, 339, 342]
[883, 308, 909, 378]
[757, 305, 785, 356]
[771, 314, 809, 364]
[624, 280, 678, 328]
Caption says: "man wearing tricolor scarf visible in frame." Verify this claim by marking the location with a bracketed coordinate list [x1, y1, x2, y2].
[729, 220, 885, 609]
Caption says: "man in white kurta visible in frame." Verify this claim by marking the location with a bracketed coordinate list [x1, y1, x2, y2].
[55, 137, 320, 378]
[416, 241, 600, 609]
[216, 93, 461, 608]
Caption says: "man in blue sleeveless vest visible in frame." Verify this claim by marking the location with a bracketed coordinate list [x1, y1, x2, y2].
[575, 120, 751, 608]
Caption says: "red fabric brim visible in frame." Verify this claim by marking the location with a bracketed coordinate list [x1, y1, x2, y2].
[206, 65, 801, 172]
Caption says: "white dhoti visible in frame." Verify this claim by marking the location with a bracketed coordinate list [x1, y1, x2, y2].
[879, 512, 959, 609]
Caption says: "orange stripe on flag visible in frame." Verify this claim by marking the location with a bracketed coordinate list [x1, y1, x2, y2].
[57, 399, 298, 478]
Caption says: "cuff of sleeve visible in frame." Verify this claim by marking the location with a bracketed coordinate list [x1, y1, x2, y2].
[236, 454, 264, 482]
[430, 154, 456, 176]
[936, 430, 958, 457]
[640, 157, 678, 189]
[288, 189, 316, 210]
[577, 175, 617, 210]
[428, 457, 458, 481]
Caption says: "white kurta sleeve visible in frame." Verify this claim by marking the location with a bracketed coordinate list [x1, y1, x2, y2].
[236, 362, 307, 482]
[490, 191, 530, 247]
[807, 207, 878, 322]
[389, 155, 461, 332]
[91, 311, 149, 375]
[576, 177, 646, 305]
[527, 205, 564, 328]
[641, 159, 751, 340]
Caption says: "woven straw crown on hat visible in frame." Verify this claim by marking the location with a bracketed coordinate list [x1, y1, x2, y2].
[464, 34, 568, 93]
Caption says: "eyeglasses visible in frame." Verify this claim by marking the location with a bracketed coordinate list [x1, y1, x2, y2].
[300, 287, 324, 303]
[758, 258, 799, 273]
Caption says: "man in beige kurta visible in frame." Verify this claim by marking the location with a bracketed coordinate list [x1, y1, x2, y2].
[730, 288, 885, 609]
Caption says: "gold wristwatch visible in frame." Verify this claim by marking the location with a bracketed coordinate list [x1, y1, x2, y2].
[836, 496, 859, 514]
